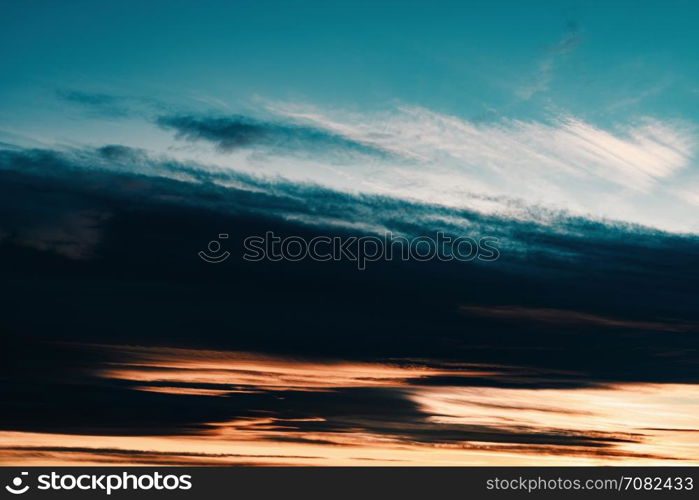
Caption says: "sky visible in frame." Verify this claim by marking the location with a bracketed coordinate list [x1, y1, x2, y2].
[0, 0, 698, 465]
[2, 0, 699, 231]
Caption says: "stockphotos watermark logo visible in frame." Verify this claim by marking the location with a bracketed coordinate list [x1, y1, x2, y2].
[198, 233, 231, 263]
[5, 472, 29, 495]
[199, 231, 500, 270]
[4, 471, 192, 495]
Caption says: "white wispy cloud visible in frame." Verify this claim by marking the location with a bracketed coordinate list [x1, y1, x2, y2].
[44, 90, 699, 233]
[263, 102, 696, 232]
[516, 24, 583, 100]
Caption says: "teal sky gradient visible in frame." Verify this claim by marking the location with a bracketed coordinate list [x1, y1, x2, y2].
[3, 1, 698, 120]
[1, 0, 698, 232]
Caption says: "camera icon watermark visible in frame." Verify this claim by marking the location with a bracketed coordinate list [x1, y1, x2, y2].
[198, 233, 230, 263]
[5, 472, 29, 495]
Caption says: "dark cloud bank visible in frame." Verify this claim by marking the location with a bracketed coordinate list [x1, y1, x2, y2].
[0, 143, 697, 459]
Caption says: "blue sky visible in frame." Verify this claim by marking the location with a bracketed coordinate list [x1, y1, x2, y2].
[2, 0, 699, 231]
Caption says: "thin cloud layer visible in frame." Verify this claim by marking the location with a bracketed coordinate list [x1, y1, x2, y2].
[270, 104, 695, 189]
[516, 22, 583, 100]
[1, 343, 696, 465]
[55, 90, 699, 232]
[156, 114, 393, 162]
[459, 305, 699, 333]
[265, 103, 697, 231]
